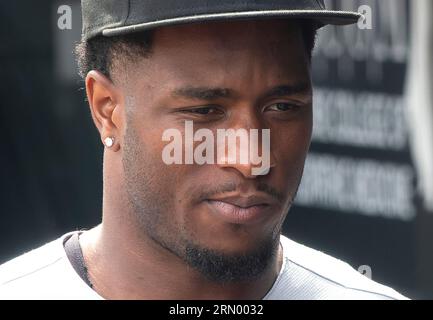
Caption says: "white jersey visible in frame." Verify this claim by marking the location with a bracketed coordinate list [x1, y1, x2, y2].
[0, 231, 407, 300]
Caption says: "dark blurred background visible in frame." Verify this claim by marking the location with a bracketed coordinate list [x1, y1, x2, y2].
[1, 0, 432, 299]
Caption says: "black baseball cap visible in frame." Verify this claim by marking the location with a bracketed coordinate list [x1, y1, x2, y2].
[81, 0, 361, 40]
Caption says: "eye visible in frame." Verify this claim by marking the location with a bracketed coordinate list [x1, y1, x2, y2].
[265, 102, 300, 112]
[185, 106, 224, 115]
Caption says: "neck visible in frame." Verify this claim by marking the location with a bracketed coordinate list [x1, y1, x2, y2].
[80, 218, 283, 300]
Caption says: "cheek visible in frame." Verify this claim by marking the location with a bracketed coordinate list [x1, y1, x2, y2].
[129, 126, 179, 193]
[271, 118, 312, 187]
[273, 115, 312, 158]
[146, 129, 192, 201]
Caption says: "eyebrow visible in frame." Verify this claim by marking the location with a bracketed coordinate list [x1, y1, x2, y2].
[262, 83, 311, 99]
[172, 87, 234, 101]
[171, 83, 311, 102]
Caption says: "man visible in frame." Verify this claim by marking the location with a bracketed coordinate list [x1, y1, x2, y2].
[0, 0, 407, 299]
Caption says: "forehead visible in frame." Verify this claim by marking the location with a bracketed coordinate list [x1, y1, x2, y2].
[123, 19, 309, 95]
[151, 19, 305, 60]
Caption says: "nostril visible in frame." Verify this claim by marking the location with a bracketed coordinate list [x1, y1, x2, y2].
[219, 166, 260, 180]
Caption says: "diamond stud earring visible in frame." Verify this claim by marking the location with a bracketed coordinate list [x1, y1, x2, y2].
[104, 137, 114, 148]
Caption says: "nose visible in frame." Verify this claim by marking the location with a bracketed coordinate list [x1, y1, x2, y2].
[217, 153, 277, 178]
[215, 109, 276, 179]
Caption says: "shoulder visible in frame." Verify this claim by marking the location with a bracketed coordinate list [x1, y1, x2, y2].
[0, 232, 99, 299]
[265, 235, 408, 300]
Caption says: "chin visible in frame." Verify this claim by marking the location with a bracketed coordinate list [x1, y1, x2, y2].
[183, 234, 279, 283]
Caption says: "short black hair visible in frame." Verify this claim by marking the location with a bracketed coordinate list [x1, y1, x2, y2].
[75, 31, 154, 80]
[75, 20, 318, 80]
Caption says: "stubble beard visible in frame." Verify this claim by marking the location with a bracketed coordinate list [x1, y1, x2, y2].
[122, 119, 283, 283]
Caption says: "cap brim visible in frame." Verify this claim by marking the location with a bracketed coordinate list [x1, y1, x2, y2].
[102, 10, 362, 37]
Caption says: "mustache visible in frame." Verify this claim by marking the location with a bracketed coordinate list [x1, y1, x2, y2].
[193, 181, 285, 204]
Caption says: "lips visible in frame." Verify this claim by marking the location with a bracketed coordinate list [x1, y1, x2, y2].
[205, 194, 274, 224]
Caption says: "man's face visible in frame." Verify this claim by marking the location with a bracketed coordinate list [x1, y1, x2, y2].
[118, 20, 312, 282]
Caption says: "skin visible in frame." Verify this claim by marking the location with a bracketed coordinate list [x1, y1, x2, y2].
[80, 19, 313, 299]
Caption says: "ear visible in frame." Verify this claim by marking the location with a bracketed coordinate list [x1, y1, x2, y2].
[85, 71, 122, 152]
